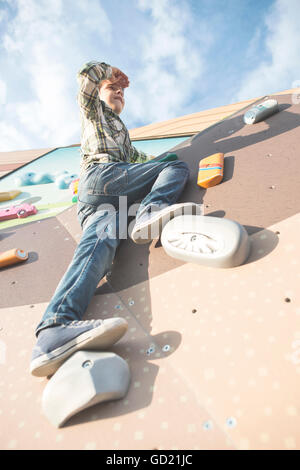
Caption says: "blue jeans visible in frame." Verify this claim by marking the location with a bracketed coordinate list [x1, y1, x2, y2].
[35, 160, 190, 336]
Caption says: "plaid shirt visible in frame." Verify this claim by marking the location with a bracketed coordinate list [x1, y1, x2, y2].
[77, 61, 149, 174]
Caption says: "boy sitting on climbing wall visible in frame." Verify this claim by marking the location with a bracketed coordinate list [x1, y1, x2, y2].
[30, 61, 200, 377]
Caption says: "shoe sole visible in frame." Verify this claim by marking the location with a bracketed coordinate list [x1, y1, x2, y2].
[30, 318, 128, 378]
[131, 203, 202, 244]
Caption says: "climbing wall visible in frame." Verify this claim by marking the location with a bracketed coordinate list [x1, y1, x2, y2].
[0, 94, 299, 450]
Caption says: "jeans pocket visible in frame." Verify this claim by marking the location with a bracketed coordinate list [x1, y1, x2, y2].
[89, 164, 128, 196]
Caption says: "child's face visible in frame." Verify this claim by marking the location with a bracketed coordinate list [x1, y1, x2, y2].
[99, 82, 125, 115]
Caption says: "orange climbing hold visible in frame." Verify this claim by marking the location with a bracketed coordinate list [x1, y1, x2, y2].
[0, 248, 28, 268]
[197, 153, 224, 188]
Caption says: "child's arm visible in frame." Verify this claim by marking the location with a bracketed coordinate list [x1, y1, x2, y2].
[77, 61, 113, 116]
[129, 147, 178, 164]
[129, 145, 151, 163]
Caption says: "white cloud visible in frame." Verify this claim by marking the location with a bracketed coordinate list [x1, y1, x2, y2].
[0, 0, 212, 151]
[0, 0, 112, 151]
[123, 0, 211, 127]
[0, 121, 31, 151]
[236, 0, 300, 101]
[0, 79, 7, 105]
[0, 6, 9, 25]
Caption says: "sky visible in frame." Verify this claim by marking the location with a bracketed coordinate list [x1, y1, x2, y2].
[0, 0, 300, 152]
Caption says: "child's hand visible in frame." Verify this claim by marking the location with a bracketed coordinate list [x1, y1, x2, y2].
[111, 67, 130, 88]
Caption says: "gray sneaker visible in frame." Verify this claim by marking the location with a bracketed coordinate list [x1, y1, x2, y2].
[130, 202, 203, 244]
[30, 318, 128, 377]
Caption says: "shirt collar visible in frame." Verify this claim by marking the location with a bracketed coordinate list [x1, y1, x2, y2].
[101, 99, 121, 119]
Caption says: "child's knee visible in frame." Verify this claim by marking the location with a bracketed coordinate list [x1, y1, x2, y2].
[171, 160, 190, 176]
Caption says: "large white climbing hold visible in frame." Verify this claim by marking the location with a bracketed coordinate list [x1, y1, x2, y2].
[42, 351, 131, 428]
[161, 215, 251, 268]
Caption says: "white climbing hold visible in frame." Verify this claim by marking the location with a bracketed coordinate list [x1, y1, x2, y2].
[161, 215, 251, 268]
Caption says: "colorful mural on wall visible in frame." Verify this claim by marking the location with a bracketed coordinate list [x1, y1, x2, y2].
[0, 137, 189, 229]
